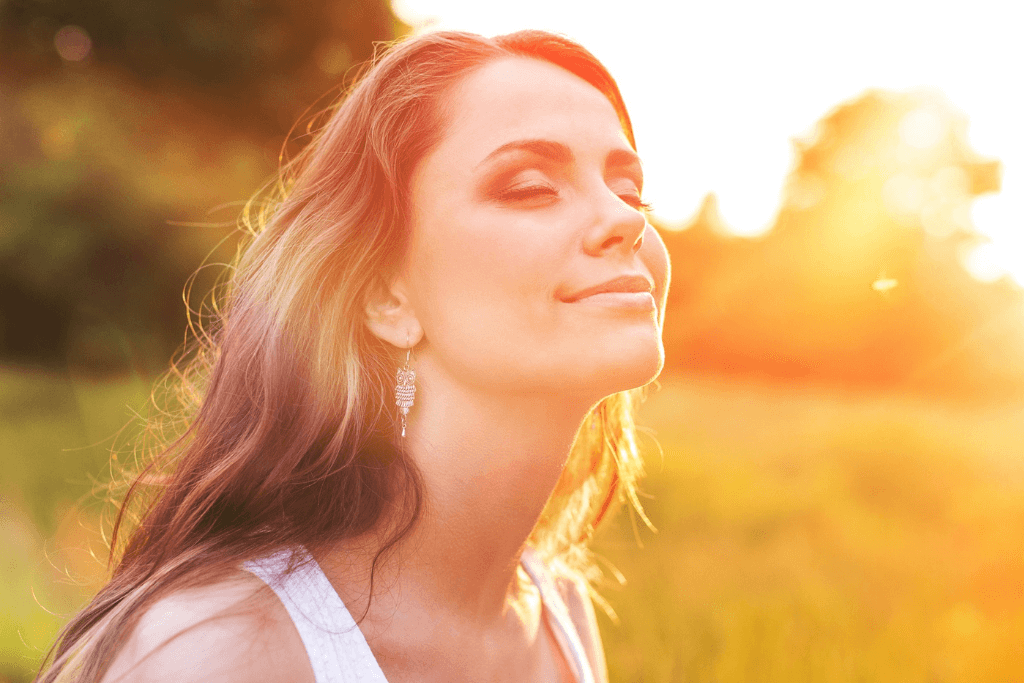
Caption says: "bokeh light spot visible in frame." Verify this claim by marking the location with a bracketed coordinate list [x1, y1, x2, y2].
[963, 242, 1006, 283]
[316, 42, 352, 76]
[54, 25, 92, 62]
[899, 107, 945, 149]
[871, 276, 899, 293]
[882, 173, 925, 221]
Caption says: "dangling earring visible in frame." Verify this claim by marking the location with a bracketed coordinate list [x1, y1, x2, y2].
[395, 340, 416, 438]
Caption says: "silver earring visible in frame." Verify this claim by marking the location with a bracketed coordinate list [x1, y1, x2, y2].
[395, 343, 415, 437]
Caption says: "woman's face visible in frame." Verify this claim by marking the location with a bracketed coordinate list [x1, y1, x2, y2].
[402, 56, 670, 402]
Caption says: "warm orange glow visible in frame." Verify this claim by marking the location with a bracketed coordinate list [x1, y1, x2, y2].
[5, 6, 1024, 681]
[394, 0, 1024, 284]
[871, 276, 899, 293]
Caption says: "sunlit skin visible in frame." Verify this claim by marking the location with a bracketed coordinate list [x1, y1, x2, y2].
[102, 57, 669, 683]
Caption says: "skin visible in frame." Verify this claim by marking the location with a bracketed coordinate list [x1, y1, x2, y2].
[103, 56, 669, 683]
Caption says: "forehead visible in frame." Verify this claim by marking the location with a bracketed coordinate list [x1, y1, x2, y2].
[434, 56, 631, 165]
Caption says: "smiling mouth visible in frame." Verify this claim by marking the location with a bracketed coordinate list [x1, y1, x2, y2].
[561, 274, 654, 303]
[568, 291, 657, 312]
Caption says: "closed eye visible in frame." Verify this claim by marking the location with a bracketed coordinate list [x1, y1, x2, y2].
[618, 192, 653, 212]
[497, 184, 559, 202]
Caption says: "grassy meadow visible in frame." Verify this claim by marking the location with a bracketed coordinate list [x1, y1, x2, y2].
[3, 368, 1024, 682]
[1, 369, 150, 683]
[597, 377, 1024, 683]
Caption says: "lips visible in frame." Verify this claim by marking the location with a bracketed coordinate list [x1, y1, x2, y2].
[561, 274, 654, 303]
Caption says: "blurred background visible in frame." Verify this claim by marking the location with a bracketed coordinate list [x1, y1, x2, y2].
[2, 1, 1023, 681]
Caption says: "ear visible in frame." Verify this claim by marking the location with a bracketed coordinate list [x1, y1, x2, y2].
[363, 275, 423, 350]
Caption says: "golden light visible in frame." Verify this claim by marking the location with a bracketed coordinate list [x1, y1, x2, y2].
[964, 241, 1005, 283]
[871, 276, 899, 293]
[898, 107, 946, 150]
[393, 0, 1024, 284]
[968, 194, 1024, 285]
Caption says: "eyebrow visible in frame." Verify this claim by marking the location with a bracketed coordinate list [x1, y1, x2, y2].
[476, 138, 643, 182]
[477, 138, 573, 168]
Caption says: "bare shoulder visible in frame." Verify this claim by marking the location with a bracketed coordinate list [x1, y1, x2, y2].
[102, 570, 314, 683]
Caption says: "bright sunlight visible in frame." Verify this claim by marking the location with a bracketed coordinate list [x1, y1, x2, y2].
[394, 0, 1024, 285]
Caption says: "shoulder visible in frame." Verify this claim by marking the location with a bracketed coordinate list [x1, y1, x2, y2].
[552, 573, 609, 683]
[101, 570, 314, 683]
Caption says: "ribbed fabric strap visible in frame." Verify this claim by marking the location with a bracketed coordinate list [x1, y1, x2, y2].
[244, 547, 593, 683]
[519, 548, 597, 683]
[243, 550, 388, 683]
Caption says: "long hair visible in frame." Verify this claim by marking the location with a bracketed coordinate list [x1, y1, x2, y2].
[37, 29, 650, 682]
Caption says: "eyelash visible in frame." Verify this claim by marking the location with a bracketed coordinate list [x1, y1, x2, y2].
[498, 184, 557, 201]
[498, 185, 652, 212]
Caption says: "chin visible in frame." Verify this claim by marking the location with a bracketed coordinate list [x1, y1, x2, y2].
[610, 342, 664, 392]
[568, 330, 665, 400]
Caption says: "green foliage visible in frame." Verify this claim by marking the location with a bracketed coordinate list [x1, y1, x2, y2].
[0, 0, 403, 132]
[0, 0, 403, 374]
[0, 368, 149, 683]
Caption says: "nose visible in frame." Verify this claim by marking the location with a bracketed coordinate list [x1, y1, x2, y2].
[582, 187, 647, 257]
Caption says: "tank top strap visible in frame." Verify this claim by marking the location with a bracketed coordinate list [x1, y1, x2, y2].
[245, 546, 597, 683]
[519, 548, 598, 683]
[243, 549, 388, 683]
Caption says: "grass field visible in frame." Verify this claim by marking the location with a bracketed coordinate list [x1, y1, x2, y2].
[1, 368, 150, 683]
[597, 378, 1024, 683]
[3, 369, 1024, 682]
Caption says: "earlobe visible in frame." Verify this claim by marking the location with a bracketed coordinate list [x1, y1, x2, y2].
[363, 277, 423, 349]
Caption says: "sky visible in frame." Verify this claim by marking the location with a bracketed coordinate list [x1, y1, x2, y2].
[392, 0, 1024, 285]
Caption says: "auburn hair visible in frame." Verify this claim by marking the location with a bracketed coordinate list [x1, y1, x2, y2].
[37, 29, 650, 682]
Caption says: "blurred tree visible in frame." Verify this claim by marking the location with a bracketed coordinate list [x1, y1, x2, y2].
[1, 0, 403, 134]
[658, 90, 1024, 399]
[0, 0, 404, 373]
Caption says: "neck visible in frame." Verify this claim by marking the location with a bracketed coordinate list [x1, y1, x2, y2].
[321, 358, 596, 632]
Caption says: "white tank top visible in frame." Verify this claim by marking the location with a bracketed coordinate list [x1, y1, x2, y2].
[243, 547, 599, 683]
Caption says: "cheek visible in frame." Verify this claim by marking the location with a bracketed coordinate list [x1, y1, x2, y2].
[409, 213, 563, 350]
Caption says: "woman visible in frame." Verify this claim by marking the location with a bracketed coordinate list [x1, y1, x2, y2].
[38, 29, 670, 683]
